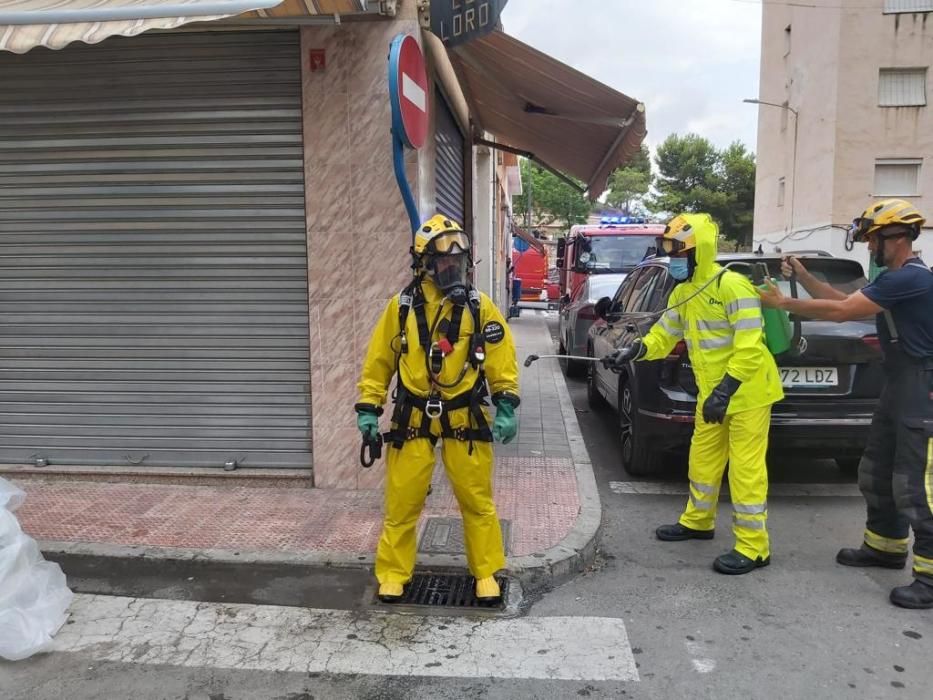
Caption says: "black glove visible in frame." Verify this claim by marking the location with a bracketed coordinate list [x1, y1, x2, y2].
[601, 341, 646, 372]
[702, 374, 742, 424]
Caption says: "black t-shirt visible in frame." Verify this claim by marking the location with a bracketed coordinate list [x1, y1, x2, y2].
[862, 258, 933, 359]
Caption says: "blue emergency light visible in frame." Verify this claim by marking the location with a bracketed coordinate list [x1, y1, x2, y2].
[600, 216, 646, 225]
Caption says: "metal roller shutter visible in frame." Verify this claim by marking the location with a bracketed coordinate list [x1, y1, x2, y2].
[435, 89, 466, 225]
[0, 31, 311, 470]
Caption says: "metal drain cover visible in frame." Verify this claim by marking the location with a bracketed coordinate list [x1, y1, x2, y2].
[389, 573, 509, 609]
[419, 517, 511, 555]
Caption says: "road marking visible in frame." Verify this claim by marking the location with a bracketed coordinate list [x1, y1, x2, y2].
[685, 640, 716, 674]
[609, 481, 862, 498]
[51, 594, 640, 682]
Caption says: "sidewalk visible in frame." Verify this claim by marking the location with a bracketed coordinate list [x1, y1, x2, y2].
[8, 312, 600, 594]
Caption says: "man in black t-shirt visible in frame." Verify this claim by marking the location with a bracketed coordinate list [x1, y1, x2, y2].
[760, 199, 933, 610]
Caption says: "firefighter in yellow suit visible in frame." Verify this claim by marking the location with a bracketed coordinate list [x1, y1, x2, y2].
[355, 215, 520, 603]
[605, 213, 784, 574]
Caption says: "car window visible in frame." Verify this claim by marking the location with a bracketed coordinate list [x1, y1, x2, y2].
[628, 267, 665, 311]
[587, 276, 625, 301]
[611, 270, 640, 312]
[646, 268, 676, 311]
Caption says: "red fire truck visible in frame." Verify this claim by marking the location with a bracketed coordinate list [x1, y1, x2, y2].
[557, 217, 666, 305]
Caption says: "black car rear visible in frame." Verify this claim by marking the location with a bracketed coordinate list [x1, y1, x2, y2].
[587, 254, 882, 475]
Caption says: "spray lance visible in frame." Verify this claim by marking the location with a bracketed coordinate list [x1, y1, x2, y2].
[523, 262, 798, 369]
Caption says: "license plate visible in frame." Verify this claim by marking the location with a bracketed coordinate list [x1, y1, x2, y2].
[780, 367, 838, 388]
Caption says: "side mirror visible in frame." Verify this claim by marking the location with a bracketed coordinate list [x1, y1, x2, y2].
[594, 296, 612, 320]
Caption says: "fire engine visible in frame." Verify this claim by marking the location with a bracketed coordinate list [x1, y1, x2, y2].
[557, 217, 666, 305]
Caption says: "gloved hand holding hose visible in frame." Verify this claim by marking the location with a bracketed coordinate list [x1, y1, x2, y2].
[602, 340, 647, 372]
[354, 403, 383, 468]
[702, 374, 742, 424]
[356, 411, 379, 439]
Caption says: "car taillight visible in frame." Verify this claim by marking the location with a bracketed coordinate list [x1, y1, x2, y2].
[666, 340, 687, 360]
[862, 335, 881, 351]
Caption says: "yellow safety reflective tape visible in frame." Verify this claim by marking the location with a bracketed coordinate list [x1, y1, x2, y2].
[926, 437, 932, 516]
[699, 337, 733, 350]
[914, 555, 933, 576]
[732, 317, 763, 331]
[725, 297, 760, 316]
[697, 320, 731, 332]
[689, 493, 716, 511]
[864, 528, 909, 554]
[691, 480, 718, 495]
[733, 516, 766, 530]
[733, 502, 768, 514]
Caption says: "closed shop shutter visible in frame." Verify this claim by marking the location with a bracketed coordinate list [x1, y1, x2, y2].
[435, 89, 466, 225]
[0, 31, 311, 469]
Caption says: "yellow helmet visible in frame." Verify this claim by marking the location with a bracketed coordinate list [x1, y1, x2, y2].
[656, 213, 718, 255]
[413, 214, 471, 257]
[851, 199, 926, 242]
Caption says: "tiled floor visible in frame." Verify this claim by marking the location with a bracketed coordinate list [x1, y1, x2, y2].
[14, 313, 583, 560]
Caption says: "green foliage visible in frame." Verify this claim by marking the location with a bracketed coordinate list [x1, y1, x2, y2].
[513, 160, 592, 227]
[648, 134, 757, 247]
[605, 144, 652, 214]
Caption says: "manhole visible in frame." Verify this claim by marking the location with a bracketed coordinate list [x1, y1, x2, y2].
[419, 517, 511, 555]
[389, 573, 509, 609]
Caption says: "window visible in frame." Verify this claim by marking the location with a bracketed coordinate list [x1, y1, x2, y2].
[611, 270, 640, 313]
[777, 177, 786, 207]
[883, 0, 933, 13]
[874, 159, 922, 196]
[879, 68, 927, 107]
[628, 267, 665, 312]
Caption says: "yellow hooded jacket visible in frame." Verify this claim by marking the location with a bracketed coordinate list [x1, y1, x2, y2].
[358, 279, 519, 407]
[640, 225, 784, 414]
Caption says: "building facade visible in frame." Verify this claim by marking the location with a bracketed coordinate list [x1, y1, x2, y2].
[753, 0, 933, 268]
[0, 0, 645, 489]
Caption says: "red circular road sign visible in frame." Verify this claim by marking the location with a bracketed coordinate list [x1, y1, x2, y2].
[390, 34, 429, 150]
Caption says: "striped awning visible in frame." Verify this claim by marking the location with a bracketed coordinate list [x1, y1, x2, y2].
[0, 0, 374, 54]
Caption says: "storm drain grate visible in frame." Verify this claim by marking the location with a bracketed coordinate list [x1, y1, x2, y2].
[393, 573, 509, 608]
[419, 517, 511, 555]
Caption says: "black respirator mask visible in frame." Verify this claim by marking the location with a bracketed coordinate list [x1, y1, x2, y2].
[427, 253, 470, 303]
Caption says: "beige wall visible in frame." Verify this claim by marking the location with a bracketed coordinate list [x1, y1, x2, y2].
[754, 1, 933, 266]
[302, 19, 422, 489]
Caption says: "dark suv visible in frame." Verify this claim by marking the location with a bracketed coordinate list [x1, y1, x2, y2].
[586, 253, 883, 475]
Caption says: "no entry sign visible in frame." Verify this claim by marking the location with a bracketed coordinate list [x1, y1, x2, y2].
[388, 34, 429, 150]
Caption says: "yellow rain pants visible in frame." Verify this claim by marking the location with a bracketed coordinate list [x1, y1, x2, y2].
[680, 404, 772, 560]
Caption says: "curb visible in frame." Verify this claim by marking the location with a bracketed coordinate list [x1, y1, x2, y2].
[37, 317, 602, 600]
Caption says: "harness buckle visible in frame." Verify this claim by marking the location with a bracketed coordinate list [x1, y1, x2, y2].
[424, 397, 444, 419]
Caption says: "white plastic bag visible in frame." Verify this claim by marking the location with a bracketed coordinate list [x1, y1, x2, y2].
[0, 478, 74, 661]
[0, 478, 25, 512]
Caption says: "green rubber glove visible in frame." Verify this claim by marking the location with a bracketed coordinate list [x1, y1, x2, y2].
[492, 401, 518, 444]
[356, 411, 379, 440]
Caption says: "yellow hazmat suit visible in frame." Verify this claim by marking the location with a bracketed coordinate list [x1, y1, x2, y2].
[640, 214, 784, 561]
[357, 219, 520, 593]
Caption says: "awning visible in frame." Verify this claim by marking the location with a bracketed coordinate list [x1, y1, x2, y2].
[0, 0, 374, 54]
[449, 30, 646, 200]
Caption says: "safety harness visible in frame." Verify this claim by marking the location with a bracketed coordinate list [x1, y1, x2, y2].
[383, 280, 493, 452]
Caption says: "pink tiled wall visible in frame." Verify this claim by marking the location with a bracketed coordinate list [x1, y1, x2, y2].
[301, 21, 422, 489]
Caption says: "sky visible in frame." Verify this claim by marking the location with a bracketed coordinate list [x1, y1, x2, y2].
[500, 0, 763, 154]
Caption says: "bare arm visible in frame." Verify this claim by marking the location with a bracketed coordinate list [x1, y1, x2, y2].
[783, 256, 848, 301]
[760, 281, 882, 323]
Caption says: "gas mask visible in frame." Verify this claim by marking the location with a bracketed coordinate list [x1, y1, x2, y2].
[427, 253, 470, 303]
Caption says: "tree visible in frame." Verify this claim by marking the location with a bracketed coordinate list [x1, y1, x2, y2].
[512, 160, 591, 228]
[605, 144, 652, 214]
[648, 133, 756, 247]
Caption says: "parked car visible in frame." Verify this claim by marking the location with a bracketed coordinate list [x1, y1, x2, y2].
[558, 273, 627, 377]
[586, 253, 882, 476]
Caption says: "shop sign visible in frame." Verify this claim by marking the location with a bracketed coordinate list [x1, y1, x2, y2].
[431, 0, 509, 48]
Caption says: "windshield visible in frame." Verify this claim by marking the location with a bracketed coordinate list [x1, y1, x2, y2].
[577, 236, 654, 273]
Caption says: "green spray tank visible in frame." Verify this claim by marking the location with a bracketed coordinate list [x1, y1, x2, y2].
[749, 262, 795, 356]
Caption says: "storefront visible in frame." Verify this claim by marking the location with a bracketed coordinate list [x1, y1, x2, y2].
[0, 0, 646, 489]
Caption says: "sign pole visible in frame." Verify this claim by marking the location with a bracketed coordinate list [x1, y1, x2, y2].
[388, 34, 429, 236]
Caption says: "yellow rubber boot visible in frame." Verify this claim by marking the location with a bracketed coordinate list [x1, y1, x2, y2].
[475, 576, 501, 603]
[378, 581, 404, 603]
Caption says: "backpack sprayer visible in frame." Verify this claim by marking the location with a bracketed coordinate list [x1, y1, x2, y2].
[524, 261, 798, 369]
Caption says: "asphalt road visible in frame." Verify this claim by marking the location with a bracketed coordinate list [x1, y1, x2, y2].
[4, 316, 931, 700]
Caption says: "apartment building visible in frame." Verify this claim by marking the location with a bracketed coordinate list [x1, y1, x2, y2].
[753, 0, 933, 268]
